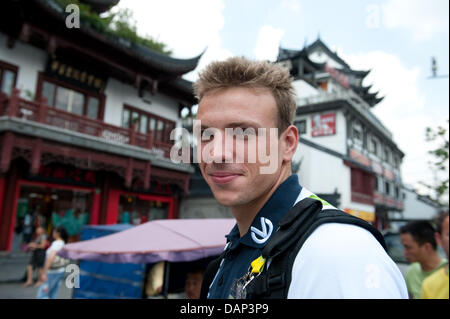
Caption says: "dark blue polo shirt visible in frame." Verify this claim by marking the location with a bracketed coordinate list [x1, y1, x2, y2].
[207, 174, 302, 299]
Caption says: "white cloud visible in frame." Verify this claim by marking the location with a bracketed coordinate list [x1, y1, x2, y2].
[382, 0, 449, 41]
[182, 34, 233, 82]
[341, 50, 443, 190]
[116, 0, 234, 81]
[253, 25, 285, 61]
[281, 0, 301, 12]
[116, 0, 226, 58]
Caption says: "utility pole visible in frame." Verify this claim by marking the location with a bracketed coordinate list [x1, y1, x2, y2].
[428, 56, 449, 79]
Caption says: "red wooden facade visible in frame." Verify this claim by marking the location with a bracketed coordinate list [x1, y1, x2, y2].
[0, 0, 201, 252]
[0, 91, 190, 250]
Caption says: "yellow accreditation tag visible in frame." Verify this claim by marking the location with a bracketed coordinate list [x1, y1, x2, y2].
[250, 256, 266, 274]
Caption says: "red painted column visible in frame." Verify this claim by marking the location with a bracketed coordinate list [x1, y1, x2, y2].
[0, 164, 19, 251]
[7, 88, 20, 117]
[171, 193, 179, 220]
[0, 132, 14, 174]
[30, 138, 42, 175]
[0, 177, 5, 225]
[90, 189, 101, 225]
[125, 158, 133, 188]
[144, 161, 151, 190]
[168, 198, 175, 220]
[6, 181, 21, 251]
[105, 189, 120, 224]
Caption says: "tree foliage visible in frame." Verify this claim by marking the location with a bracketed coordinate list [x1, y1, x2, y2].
[54, 0, 172, 55]
[421, 120, 449, 206]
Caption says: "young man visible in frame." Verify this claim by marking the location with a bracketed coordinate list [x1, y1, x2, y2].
[185, 268, 205, 299]
[420, 212, 449, 299]
[400, 220, 447, 299]
[194, 56, 407, 299]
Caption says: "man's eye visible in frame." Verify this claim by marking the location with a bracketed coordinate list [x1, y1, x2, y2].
[234, 128, 255, 139]
[201, 131, 214, 141]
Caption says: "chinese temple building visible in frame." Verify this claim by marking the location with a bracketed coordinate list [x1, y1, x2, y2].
[278, 38, 405, 230]
[0, 0, 201, 251]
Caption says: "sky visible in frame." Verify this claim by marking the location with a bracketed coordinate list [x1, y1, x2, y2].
[115, 0, 449, 197]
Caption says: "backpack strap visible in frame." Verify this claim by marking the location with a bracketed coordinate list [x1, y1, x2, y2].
[247, 202, 387, 299]
[246, 198, 323, 298]
[261, 198, 323, 260]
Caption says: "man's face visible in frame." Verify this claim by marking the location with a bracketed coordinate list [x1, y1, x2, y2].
[185, 272, 203, 299]
[400, 233, 426, 263]
[195, 87, 288, 207]
[436, 216, 449, 259]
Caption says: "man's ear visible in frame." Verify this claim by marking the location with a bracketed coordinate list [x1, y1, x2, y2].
[422, 242, 434, 252]
[434, 232, 442, 248]
[281, 125, 299, 162]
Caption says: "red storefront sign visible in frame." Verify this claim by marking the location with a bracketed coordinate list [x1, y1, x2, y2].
[349, 148, 371, 167]
[383, 168, 394, 181]
[311, 113, 336, 137]
[33, 164, 97, 185]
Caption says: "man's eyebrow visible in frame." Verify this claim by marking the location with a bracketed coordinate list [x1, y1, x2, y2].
[226, 121, 261, 129]
[198, 121, 261, 130]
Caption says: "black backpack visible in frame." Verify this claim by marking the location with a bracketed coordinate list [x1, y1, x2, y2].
[200, 198, 387, 299]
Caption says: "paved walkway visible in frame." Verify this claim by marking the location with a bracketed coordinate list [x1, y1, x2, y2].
[0, 250, 72, 299]
[0, 282, 72, 299]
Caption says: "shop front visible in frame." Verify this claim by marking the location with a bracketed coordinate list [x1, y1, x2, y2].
[1, 154, 186, 252]
[4, 161, 102, 252]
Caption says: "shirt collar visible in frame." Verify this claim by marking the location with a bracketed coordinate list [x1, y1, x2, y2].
[226, 174, 302, 249]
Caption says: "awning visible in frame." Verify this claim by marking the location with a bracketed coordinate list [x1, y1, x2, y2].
[58, 218, 235, 264]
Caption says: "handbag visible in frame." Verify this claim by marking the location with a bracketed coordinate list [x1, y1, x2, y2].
[50, 254, 70, 269]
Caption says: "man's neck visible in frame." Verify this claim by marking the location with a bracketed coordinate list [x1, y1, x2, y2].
[420, 252, 443, 272]
[231, 167, 291, 237]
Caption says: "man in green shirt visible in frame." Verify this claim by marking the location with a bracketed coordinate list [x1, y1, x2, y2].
[400, 220, 447, 299]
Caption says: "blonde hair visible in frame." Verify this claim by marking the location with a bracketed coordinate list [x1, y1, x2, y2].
[194, 56, 297, 133]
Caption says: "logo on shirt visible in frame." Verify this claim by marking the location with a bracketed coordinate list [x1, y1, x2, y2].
[251, 217, 273, 244]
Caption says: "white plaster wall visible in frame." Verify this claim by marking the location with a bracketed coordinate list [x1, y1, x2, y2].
[295, 141, 350, 210]
[0, 32, 47, 99]
[401, 187, 440, 220]
[103, 78, 180, 127]
[292, 79, 318, 99]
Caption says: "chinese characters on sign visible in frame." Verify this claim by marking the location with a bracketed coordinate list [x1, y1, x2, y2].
[31, 164, 97, 186]
[311, 113, 336, 137]
[46, 58, 106, 93]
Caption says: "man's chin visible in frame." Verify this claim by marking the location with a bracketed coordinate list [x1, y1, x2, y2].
[211, 191, 244, 207]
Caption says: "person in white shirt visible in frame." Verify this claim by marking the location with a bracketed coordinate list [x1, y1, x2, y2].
[36, 226, 69, 299]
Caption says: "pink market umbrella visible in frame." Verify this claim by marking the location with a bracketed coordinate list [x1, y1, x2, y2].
[58, 218, 235, 264]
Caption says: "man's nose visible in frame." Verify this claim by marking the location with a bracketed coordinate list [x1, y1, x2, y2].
[209, 131, 234, 163]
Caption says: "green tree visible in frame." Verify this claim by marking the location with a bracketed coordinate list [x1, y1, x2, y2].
[420, 120, 449, 206]
[55, 0, 171, 55]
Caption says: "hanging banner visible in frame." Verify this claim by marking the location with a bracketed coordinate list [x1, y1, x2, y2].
[311, 113, 336, 137]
